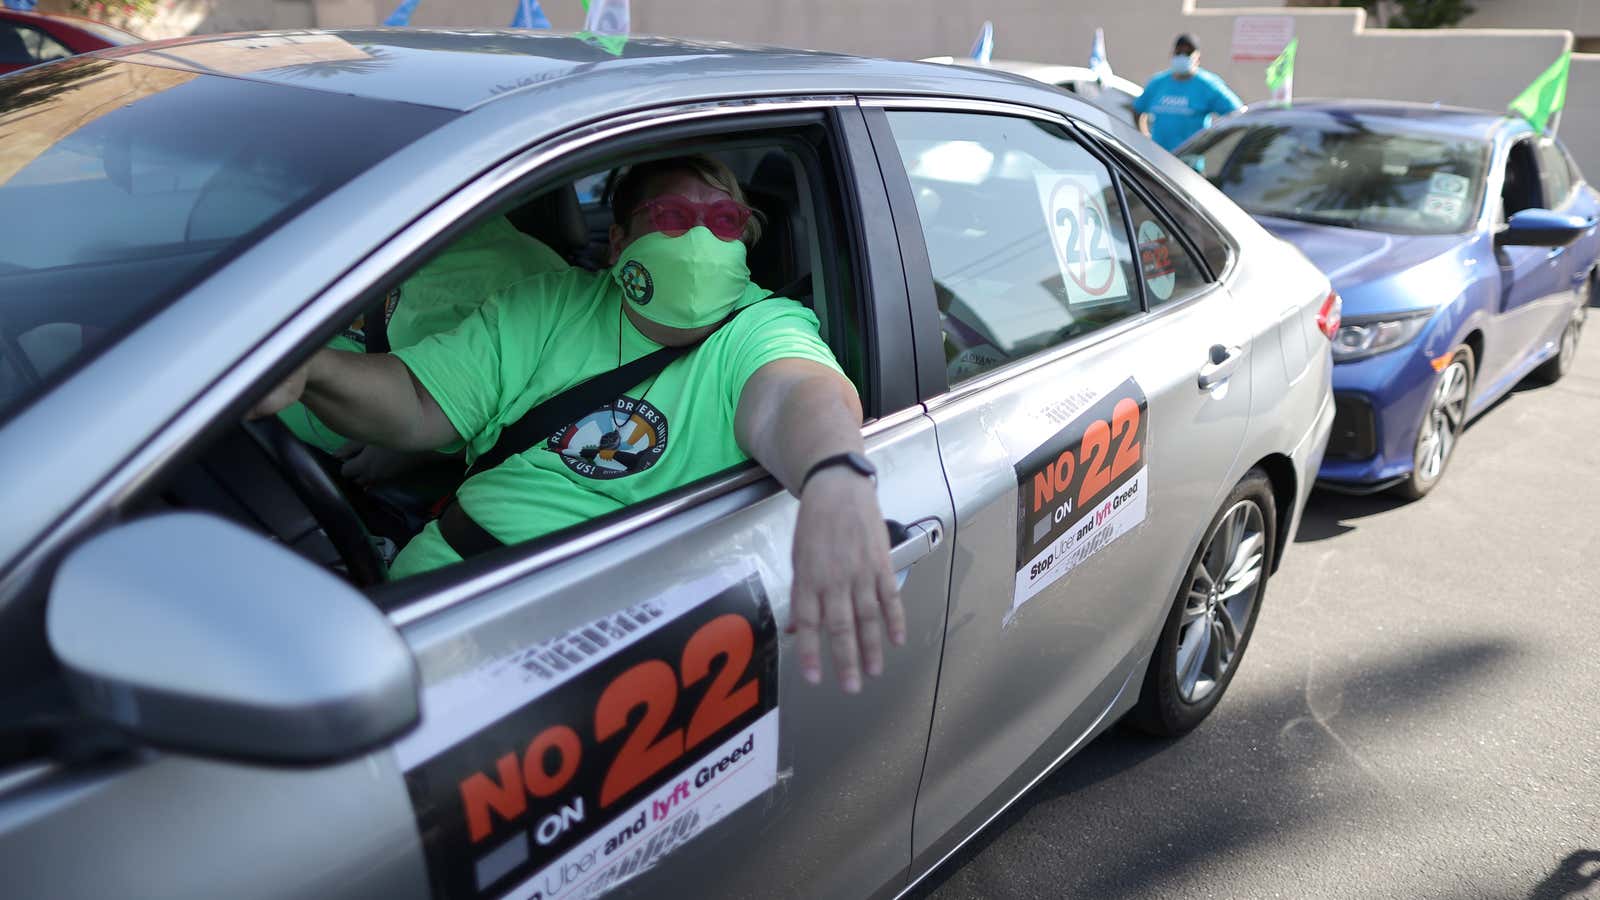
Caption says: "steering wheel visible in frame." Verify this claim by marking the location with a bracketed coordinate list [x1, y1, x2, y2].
[242, 418, 388, 587]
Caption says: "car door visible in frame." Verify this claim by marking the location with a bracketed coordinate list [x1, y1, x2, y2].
[0, 99, 956, 900]
[1490, 135, 1567, 388]
[1537, 137, 1593, 329]
[860, 100, 1252, 870]
[377, 101, 955, 900]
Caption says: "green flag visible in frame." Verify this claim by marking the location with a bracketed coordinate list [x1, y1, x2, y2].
[1509, 51, 1570, 133]
[1265, 38, 1298, 94]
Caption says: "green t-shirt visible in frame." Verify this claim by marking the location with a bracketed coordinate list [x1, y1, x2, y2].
[388, 267, 841, 578]
[280, 217, 567, 452]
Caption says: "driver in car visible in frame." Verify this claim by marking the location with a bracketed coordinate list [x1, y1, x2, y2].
[253, 154, 902, 694]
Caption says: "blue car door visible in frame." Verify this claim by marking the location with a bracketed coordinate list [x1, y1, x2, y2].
[1489, 136, 1565, 392]
[1540, 138, 1598, 302]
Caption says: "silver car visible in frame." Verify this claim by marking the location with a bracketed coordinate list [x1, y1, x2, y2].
[0, 30, 1334, 900]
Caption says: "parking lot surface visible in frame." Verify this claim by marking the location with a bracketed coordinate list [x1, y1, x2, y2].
[916, 326, 1600, 900]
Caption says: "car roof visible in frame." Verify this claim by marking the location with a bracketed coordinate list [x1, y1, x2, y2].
[96, 29, 1051, 113]
[1222, 98, 1524, 143]
[923, 56, 1144, 96]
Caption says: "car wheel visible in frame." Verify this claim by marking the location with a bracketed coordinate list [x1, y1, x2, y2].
[1394, 344, 1474, 501]
[1129, 469, 1275, 737]
[1532, 306, 1585, 384]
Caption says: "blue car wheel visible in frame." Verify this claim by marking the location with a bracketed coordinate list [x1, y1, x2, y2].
[1395, 345, 1474, 500]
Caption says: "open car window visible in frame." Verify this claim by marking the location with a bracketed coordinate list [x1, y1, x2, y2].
[139, 123, 872, 592]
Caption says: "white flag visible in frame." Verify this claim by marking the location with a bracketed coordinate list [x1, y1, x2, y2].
[585, 0, 629, 35]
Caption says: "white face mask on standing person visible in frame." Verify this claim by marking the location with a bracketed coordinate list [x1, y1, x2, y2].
[1170, 53, 1197, 76]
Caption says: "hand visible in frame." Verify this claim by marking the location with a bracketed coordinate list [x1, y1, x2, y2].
[248, 362, 310, 420]
[337, 443, 433, 484]
[787, 468, 905, 693]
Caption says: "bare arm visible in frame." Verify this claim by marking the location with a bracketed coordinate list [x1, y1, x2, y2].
[251, 348, 458, 452]
[735, 358, 904, 694]
[1138, 112, 1152, 137]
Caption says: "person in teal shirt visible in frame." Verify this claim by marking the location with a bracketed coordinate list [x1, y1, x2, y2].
[1133, 34, 1243, 152]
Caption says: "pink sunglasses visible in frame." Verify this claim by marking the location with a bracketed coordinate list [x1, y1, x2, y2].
[629, 194, 753, 242]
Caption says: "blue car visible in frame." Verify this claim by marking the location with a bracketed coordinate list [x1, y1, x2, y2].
[1180, 101, 1595, 497]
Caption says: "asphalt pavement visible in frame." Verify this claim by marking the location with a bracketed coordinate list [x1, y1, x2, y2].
[914, 321, 1600, 900]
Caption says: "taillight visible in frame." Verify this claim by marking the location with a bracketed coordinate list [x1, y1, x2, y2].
[1316, 290, 1342, 340]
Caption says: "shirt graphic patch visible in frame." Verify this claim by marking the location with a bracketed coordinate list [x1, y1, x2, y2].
[546, 396, 668, 479]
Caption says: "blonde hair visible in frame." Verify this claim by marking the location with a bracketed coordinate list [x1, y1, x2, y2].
[611, 154, 764, 246]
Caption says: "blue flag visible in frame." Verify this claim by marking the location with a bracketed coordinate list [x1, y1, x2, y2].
[383, 0, 420, 26]
[2, 0, 40, 10]
[512, 0, 551, 29]
[969, 21, 994, 65]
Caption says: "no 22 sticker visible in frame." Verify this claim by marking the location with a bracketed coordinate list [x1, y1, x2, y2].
[400, 572, 779, 900]
[1011, 378, 1150, 618]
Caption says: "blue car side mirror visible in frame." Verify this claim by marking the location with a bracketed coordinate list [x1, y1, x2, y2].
[1496, 208, 1592, 248]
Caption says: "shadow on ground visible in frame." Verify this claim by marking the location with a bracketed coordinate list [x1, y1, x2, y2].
[907, 638, 1522, 900]
[1529, 850, 1600, 900]
[1294, 490, 1409, 543]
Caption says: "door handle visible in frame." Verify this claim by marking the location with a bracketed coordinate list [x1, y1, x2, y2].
[886, 517, 944, 589]
[1548, 246, 1568, 261]
[1197, 344, 1243, 391]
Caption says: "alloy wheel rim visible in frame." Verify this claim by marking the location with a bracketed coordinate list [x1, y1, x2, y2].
[1415, 359, 1469, 484]
[1174, 500, 1266, 705]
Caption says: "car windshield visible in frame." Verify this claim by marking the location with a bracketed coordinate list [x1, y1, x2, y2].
[1182, 119, 1489, 235]
[0, 58, 452, 426]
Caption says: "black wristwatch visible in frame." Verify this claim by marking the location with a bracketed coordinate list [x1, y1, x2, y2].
[800, 452, 877, 492]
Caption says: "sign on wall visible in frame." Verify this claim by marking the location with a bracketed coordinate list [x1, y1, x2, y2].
[1231, 15, 1295, 62]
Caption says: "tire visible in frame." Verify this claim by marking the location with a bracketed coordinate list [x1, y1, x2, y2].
[1128, 469, 1276, 737]
[1393, 343, 1474, 501]
[1532, 305, 1585, 385]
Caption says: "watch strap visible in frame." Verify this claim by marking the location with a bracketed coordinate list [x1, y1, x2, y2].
[800, 452, 877, 492]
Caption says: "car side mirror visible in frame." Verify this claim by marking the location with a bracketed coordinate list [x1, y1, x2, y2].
[47, 512, 419, 765]
[1496, 208, 1591, 248]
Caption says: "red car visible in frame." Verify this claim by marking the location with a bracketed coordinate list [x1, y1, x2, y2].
[0, 8, 141, 75]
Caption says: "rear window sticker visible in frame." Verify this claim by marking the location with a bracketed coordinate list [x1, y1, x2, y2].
[1136, 219, 1177, 302]
[1429, 171, 1470, 197]
[1035, 172, 1130, 309]
[1010, 377, 1150, 621]
[398, 568, 779, 900]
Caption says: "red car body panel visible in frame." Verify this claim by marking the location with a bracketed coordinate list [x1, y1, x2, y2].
[0, 9, 140, 75]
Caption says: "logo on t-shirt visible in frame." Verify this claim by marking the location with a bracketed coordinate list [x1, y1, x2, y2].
[546, 395, 669, 479]
[619, 260, 654, 306]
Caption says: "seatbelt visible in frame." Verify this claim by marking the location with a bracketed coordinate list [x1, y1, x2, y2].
[434, 301, 760, 561]
[435, 343, 689, 559]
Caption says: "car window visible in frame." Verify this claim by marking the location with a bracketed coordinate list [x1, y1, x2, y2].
[1537, 138, 1572, 209]
[1191, 121, 1488, 235]
[1561, 142, 1585, 190]
[1502, 138, 1544, 221]
[0, 59, 452, 426]
[884, 110, 1141, 386]
[0, 23, 71, 64]
[146, 126, 872, 588]
[1118, 157, 1230, 282]
[1176, 125, 1243, 179]
[1119, 176, 1211, 306]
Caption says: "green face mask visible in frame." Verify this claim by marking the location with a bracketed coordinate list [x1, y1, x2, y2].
[613, 227, 750, 329]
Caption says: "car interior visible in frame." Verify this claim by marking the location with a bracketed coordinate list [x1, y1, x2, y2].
[1501, 138, 1544, 223]
[130, 133, 865, 596]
